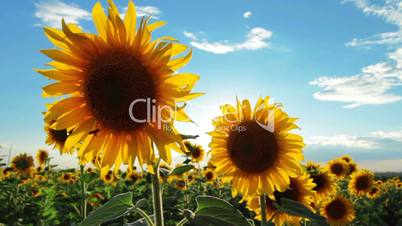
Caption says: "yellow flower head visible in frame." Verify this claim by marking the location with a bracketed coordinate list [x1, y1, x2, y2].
[367, 186, 381, 199]
[45, 123, 69, 153]
[183, 141, 205, 163]
[11, 153, 35, 175]
[340, 155, 353, 164]
[101, 170, 116, 185]
[305, 161, 321, 173]
[348, 170, 374, 196]
[203, 168, 216, 183]
[326, 159, 348, 179]
[36, 149, 49, 165]
[320, 196, 355, 226]
[209, 97, 304, 198]
[310, 170, 337, 201]
[126, 171, 142, 184]
[38, 0, 202, 177]
[247, 174, 316, 226]
[174, 178, 187, 190]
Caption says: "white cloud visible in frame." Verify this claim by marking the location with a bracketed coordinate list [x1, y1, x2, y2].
[305, 135, 377, 149]
[343, 0, 402, 47]
[243, 11, 252, 19]
[34, 0, 91, 28]
[372, 130, 402, 142]
[35, 1, 162, 28]
[184, 27, 272, 54]
[310, 47, 402, 108]
[135, 6, 161, 19]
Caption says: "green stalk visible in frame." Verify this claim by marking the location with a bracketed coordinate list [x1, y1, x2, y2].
[151, 160, 164, 226]
[259, 194, 268, 226]
[79, 165, 87, 219]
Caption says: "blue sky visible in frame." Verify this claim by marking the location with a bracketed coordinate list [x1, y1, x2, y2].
[0, 0, 401, 171]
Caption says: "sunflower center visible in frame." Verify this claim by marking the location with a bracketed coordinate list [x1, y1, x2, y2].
[228, 121, 279, 174]
[330, 163, 344, 175]
[50, 128, 68, 145]
[84, 49, 155, 132]
[311, 173, 327, 192]
[206, 172, 214, 180]
[355, 175, 370, 190]
[325, 199, 346, 220]
[192, 148, 201, 158]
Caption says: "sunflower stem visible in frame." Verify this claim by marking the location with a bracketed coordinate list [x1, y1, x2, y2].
[260, 194, 268, 226]
[79, 165, 87, 219]
[151, 159, 164, 226]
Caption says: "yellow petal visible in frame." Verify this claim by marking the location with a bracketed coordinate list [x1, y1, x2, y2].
[51, 105, 88, 130]
[92, 2, 108, 40]
[42, 82, 80, 97]
[124, 0, 136, 42]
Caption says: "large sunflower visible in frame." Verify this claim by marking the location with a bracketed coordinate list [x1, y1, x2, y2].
[246, 174, 315, 225]
[11, 154, 35, 175]
[38, 0, 201, 176]
[310, 170, 337, 201]
[36, 149, 49, 165]
[320, 196, 355, 226]
[326, 159, 348, 179]
[348, 170, 374, 196]
[209, 97, 304, 198]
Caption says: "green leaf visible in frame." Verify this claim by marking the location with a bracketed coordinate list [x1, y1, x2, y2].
[78, 192, 134, 226]
[170, 165, 195, 176]
[193, 196, 252, 226]
[274, 198, 327, 224]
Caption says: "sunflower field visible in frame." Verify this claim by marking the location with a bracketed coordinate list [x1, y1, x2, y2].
[1, 0, 402, 225]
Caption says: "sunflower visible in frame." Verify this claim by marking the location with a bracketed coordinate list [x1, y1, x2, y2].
[45, 123, 69, 152]
[209, 97, 304, 198]
[101, 171, 116, 185]
[203, 168, 216, 183]
[367, 186, 381, 199]
[11, 154, 35, 175]
[126, 171, 141, 184]
[183, 141, 205, 163]
[246, 174, 315, 225]
[60, 172, 72, 183]
[38, 0, 202, 176]
[36, 166, 44, 173]
[348, 170, 374, 196]
[310, 170, 337, 201]
[321, 196, 355, 226]
[326, 159, 348, 179]
[340, 155, 353, 163]
[174, 178, 187, 190]
[346, 162, 357, 176]
[36, 149, 49, 165]
[305, 161, 320, 174]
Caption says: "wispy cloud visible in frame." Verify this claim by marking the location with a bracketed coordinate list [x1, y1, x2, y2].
[310, 48, 402, 108]
[35, 0, 162, 28]
[343, 0, 402, 47]
[305, 135, 377, 149]
[184, 27, 272, 54]
[34, 0, 91, 28]
[136, 6, 161, 19]
[243, 11, 252, 19]
[372, 130, 402, 142]
[310, 0, 402, 108]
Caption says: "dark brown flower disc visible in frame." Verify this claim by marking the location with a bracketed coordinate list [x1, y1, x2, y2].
[325, 199, 347, 219]
[84, 49, 155, 132]
[228, 121, 279, 173]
